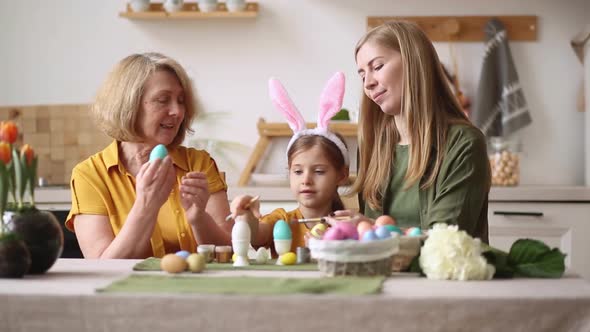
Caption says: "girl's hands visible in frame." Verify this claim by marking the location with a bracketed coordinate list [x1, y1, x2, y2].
[229, 195, 262, 240]
[135, 156, 176, 213]
[324, 209, 373, 226]
[180, 172, 211, 225]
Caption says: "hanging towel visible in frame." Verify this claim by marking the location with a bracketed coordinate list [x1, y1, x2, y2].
[473, 18, 532, 137]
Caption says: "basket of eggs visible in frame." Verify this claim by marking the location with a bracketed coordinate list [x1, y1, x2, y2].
[308, 216, 426, 276]
[308, 219, 400, 277]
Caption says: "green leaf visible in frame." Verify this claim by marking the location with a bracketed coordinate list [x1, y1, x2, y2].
[331, 109, 350, 121]
[28, 156, 38, 206]
[508, 239, 566, 278]
[514, 249, 566, 278]
[482, 248, 514, 278]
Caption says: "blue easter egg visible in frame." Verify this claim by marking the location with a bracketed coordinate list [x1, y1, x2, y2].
[149, 144, 168, 161]
[175, 250, 190, 259]
[273, 219, 292, 240]
[361, 230, 379, 241]
[374, 226, 392, 239]
[406, 227, 423, 237]
[384, 224, 403, 234]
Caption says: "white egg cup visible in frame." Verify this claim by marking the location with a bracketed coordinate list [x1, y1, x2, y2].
[130, 0, 151, 12]
[226, 0, 246, 12]
[274, 239, 292, 265]
[231, 215, 251, 267]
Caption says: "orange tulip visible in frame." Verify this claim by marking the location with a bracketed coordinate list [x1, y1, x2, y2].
[0, 142, 11, 164]
[21, 144, 34, 166]
[0, 121, 18, 144]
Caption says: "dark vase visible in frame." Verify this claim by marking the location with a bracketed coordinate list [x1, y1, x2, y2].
[0, 235, 31, 278]
[8, 209, 64, 274]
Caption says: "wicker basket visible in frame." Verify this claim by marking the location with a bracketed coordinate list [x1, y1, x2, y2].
[308, 235, 400, 277]
[391, 235, 426, 272]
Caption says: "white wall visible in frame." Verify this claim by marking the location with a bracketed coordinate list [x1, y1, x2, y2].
[1, 0, 588, 185]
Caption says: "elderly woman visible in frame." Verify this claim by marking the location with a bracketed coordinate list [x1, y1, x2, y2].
[66, 53, 232, 258]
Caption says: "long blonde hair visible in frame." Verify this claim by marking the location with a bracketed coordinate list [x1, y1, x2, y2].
[351, 21, 472, 210]
[92, 52, 198, 147]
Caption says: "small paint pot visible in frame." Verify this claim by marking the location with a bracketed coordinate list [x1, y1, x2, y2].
[197, 244, 215, 263]
[296, 247, 311, 264]
[215, 245, 232, 263]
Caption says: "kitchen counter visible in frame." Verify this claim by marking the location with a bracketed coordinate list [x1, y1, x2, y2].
[35, 185, 590, 210]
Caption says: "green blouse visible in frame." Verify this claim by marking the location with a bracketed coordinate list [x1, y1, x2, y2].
[361, 124, 490, 243]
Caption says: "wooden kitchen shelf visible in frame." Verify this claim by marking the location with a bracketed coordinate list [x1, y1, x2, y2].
[367, 16, 538, 42]
[238, 118, 358, 186]
[120, 2, 259, 19]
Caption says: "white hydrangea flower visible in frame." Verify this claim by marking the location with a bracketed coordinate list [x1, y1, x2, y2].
[419, 223, 495, 281]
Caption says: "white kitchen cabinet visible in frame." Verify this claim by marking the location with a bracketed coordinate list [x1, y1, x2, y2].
[488, 202, 590, 280]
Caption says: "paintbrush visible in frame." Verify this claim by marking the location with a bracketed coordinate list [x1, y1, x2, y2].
[225, 195, 260, 221]
[291, 216, 352, 224]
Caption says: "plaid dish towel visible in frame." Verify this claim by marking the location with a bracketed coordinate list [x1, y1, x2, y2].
[473, 18, 532, 136]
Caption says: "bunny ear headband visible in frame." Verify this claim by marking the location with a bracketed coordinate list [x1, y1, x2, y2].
[268, 72, 349, 166]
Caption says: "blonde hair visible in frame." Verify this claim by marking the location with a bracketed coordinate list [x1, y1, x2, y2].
[351, 21, 472, 210]
[92, 52, 197, 147]
[288, 134, 349, 212]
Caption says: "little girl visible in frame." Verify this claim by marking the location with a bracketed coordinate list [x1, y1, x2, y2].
[230, 72, 350, 252]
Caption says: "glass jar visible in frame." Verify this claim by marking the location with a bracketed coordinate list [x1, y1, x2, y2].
[488, 137, 520, 186]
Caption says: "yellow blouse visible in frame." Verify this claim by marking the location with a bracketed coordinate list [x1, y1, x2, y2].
[66, 140, 227, 257]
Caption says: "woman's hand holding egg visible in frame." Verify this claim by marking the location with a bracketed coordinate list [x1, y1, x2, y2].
[135, 155, 176, 214]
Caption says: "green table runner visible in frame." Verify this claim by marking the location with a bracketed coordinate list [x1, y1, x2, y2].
[133, 257, 319, 271]
[97, 274, 384, 295]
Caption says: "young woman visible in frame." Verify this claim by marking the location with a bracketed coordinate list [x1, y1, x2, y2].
[335, 21, 491, 242]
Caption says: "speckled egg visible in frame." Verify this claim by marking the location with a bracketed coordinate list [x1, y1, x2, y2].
[280, 252, 297, 265]
[149, 144, 168, 161]
[273, 219, 292, 240]
[160, 254, 187, 273]
[186, 253, 206, 273]
[256, 247, 270, 264]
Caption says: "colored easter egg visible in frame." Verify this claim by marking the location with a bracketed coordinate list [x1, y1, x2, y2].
[384, 224, 403, 235]
[186, 253, 206, 273]
[310, 223, 327, 238]
[149, 144, 168, 161]
[322, 227, 346, 240]
[375, 215, 396, 226]
[333, 222, 359, 240]
[361, 230, 379, 242]
[406, 227, 423, 237]
[357, 221, 373, 239]
[280, 252, 297, 265]
[175, 250, 190, 259]
[160, 254, 187, 273]
[374, 226, 392, 239]
[273, 219, 292, 240]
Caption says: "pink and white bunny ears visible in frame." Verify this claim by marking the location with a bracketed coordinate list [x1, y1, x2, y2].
[268, 72, 349, 165]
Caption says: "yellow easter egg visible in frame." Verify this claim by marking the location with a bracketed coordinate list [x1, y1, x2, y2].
[232, 253, 237, 262]
[186, 253, 206, 273]
[310, 223, 327, 238]
[280, 252, 297, 265]
[160, 254, 187, 273]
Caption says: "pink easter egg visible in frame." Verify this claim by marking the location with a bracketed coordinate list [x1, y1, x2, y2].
[322, 227, 346, 240]
[333, 222, 359, 240]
